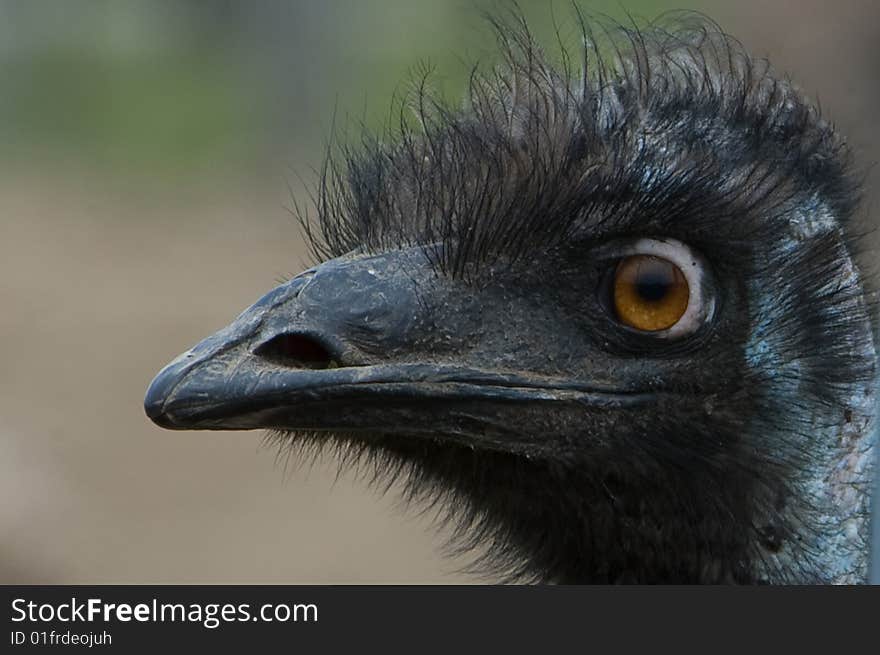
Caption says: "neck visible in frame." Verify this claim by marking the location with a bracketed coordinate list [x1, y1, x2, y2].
[759, 382, 877, 584]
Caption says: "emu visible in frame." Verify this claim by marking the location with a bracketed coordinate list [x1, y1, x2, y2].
[144, 13, 878, 584]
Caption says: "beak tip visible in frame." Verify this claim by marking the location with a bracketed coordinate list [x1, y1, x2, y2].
[144, 368, 179, 429]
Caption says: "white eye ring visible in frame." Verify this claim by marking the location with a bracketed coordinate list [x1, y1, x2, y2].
[616, 238, 714, 338]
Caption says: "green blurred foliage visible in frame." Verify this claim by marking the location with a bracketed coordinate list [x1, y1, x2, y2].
[0, 0, 689, 182]
[0, 49, 247, 174]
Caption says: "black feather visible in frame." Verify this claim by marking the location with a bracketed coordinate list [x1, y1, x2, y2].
[272, 9, 879, 583]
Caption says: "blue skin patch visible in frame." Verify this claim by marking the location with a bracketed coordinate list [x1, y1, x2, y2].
[743, 241, 877, 582]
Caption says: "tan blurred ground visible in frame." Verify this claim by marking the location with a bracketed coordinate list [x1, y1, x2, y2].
[0, 173, 464, 583]
[1, 0, 878, 583]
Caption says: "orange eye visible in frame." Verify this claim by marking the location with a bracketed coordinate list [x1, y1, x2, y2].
[613, 255, 690, 332]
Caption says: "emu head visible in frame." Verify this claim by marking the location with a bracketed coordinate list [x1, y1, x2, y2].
[145, 15, 878, 583]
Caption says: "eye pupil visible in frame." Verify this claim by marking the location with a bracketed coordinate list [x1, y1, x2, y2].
[613, 255, 690, 332]
[635, 275, 672, 302]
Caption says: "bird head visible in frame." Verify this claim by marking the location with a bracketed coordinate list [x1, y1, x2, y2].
[145, 14, 878, 583]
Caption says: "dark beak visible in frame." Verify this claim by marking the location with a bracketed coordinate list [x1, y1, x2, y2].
[145, 248, 648, 439]
[144, 250, 442, 432]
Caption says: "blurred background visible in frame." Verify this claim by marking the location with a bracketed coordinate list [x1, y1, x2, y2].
[1, 0, 878, 583]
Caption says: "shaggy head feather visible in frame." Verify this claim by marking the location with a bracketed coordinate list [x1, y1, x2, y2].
[149, 10, 878, 583]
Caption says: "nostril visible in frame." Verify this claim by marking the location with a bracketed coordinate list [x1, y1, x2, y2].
[255, 333, 337, 369]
